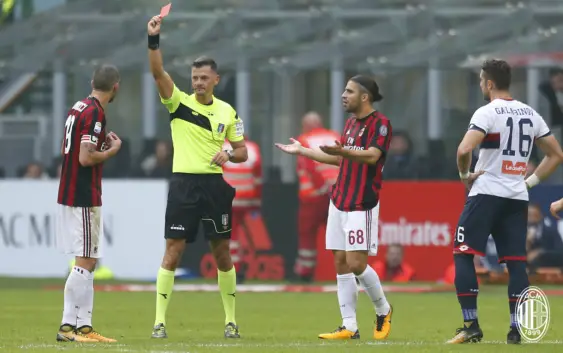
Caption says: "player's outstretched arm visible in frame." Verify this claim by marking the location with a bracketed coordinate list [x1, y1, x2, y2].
[275, 138, 341, 166]
[337, 145, 381, 165]
[147, 15, 174, 100]
[527, 134, 563, 188]
[79, 132, 121, 167]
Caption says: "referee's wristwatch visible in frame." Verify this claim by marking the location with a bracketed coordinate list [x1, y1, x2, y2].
[224, 149, 234, 161]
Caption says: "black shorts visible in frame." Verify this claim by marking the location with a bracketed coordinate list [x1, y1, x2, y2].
[164, 173, 236, 243]
[453, 194, 528, 263]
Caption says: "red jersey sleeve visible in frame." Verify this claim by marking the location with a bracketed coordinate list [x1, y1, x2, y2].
[80, 107, 104, 145]
[369, 117, 392, 154]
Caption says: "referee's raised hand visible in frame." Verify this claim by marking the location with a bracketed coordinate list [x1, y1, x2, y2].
[148, 15, 162, 35]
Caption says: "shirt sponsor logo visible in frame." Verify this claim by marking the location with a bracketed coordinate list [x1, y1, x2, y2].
[502, 160, 526, 176]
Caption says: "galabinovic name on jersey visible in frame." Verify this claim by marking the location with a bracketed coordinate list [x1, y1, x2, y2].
[494, 107, 534, 116]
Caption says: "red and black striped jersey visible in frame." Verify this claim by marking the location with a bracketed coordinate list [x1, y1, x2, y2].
[57, 97, 107, 207]
[330, 111, 392, 211]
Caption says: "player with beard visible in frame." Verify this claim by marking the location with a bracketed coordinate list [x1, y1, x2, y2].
[276, 75, 393, 340]
[56, 64, 122, 343]
[448, 59, 563, 344]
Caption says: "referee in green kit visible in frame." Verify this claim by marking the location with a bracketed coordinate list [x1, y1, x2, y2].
[147, 15, 248, 339]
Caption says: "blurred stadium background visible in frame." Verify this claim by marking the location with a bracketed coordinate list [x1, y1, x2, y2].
[1, 0, 563, 287]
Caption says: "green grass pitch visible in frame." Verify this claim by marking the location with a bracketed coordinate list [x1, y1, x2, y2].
[1, 278, 562, 352]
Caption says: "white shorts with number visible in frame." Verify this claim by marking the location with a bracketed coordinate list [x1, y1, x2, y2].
[325, 200, 379, 255]
[56, 205, 103, 258]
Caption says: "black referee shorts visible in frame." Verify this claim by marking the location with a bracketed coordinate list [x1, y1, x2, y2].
[164, 173, 236, 243]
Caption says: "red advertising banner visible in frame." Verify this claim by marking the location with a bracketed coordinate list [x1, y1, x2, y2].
[314, 182, 467, 282]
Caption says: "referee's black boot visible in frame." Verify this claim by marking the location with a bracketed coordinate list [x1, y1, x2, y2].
[507, 326, 521, 344]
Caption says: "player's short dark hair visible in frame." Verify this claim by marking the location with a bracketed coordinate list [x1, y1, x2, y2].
[481, 59, 511, 90]
[92, 64, 120, 92]
[349, 75, 383, 102]
[192, 56, 218, 72]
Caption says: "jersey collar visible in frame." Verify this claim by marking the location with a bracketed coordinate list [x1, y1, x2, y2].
[88, 96, 104, 111]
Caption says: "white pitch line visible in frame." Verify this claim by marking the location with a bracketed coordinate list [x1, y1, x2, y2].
[16, 340, 563, 350]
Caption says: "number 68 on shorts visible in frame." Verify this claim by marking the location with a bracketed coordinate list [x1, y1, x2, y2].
[325, 200, 379, 255]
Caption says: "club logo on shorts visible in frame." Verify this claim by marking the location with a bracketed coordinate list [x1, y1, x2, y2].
[221, 214, 229, 230]
[217, 123, 225, 133]
[379, 125, 388, 137]
[516, 286, 550, 343]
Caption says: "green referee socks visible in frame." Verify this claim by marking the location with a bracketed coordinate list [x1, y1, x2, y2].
[218, 267, 237, 325]
[155, 267, 175, 326]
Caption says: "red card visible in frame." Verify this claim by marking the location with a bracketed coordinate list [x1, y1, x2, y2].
[160, 3, 171, 18]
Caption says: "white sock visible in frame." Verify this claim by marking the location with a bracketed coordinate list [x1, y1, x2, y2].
[337, 273, 358, 332]
[61, 269, 79, 326]
[61, 266, 90, 327]
[356, 265, 390, 316]
[77, 268, 94, 328]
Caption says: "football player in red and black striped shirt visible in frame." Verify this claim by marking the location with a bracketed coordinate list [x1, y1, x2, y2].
[55, 65, 122, 343]
[276, 75, 393, 341]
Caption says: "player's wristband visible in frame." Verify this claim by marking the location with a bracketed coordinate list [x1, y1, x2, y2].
[459, 171, 470, 180]
[148, 34, 160, 50]
[525, 173, 540, 189]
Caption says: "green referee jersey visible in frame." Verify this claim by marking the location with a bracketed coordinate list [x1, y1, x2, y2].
[161, 84, 244, 174]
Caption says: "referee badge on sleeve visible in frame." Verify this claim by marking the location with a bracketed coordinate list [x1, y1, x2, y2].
[217, 123, 225, 133]
[235, 120, 244, 137]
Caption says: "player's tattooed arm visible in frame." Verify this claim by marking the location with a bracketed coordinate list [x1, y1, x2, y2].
[78, 142, 111, 167]
[78, 133, 121, 167]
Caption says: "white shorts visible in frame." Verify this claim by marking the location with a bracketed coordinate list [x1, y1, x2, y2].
[325, 200, 379, 255]
[56, 205, 103, 258]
